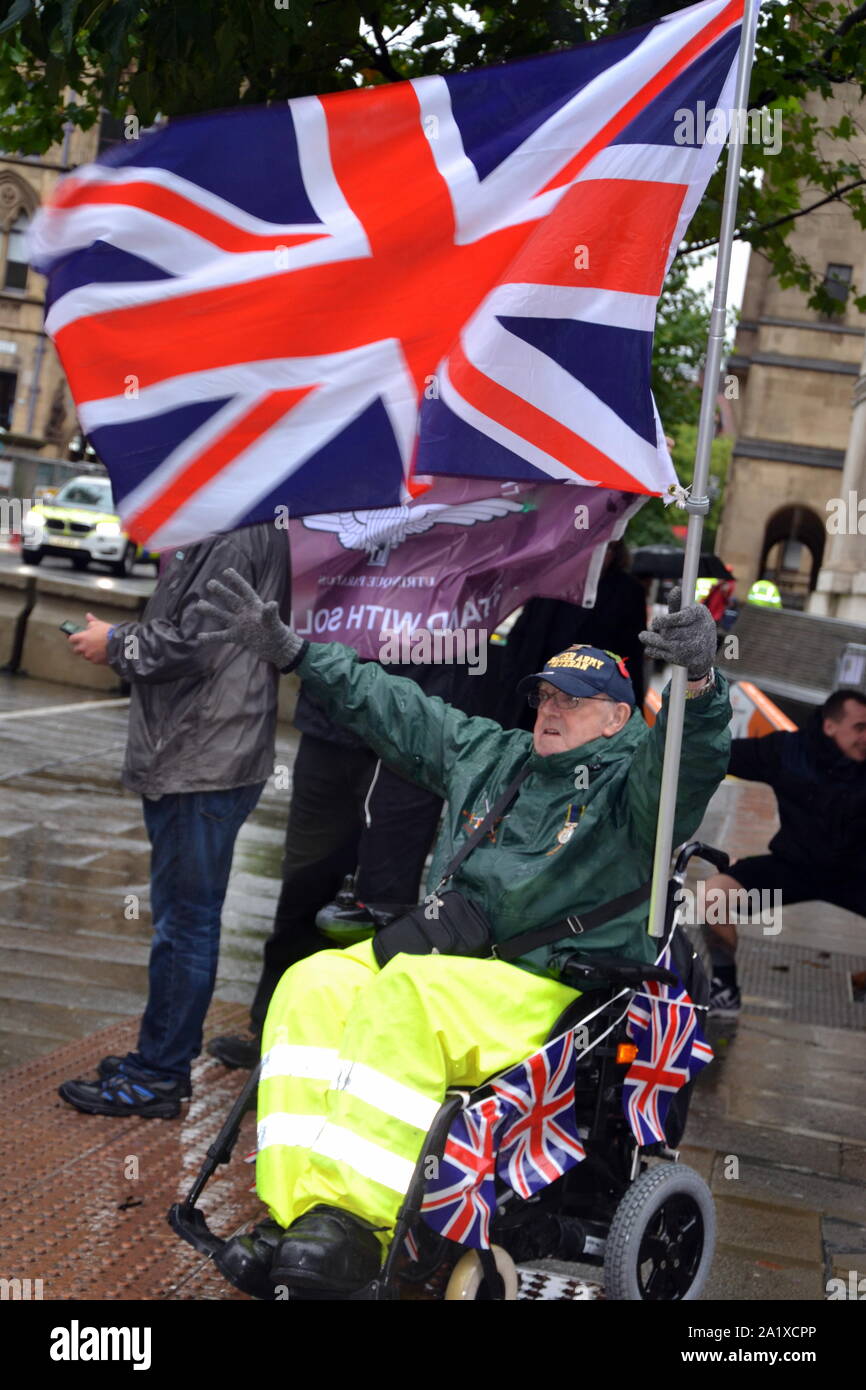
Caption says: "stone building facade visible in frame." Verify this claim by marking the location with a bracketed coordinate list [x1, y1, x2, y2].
[0, 116, 114, 497]
[717, 84, 866, 612]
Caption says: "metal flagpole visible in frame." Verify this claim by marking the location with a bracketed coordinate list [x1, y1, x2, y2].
[647, 0, 761, 938]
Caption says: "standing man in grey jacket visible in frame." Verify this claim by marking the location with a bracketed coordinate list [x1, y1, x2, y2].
[58, 521, 291, 1118]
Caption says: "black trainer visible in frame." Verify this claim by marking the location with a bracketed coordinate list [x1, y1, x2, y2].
[97, 1055, 192, 1099]
[207, 1033, 260, 1070]
[270, 1205, 384, 1295]
[58, 1071, 188, 1119]
[708, 978, 742, 1017]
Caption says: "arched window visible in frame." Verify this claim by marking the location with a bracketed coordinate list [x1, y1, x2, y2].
[759, 505, 825, 610]
[2, 212, 29, 292]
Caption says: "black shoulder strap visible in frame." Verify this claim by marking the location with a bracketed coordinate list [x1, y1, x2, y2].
[435, 761, 531, 890]
[434, 758, 650, 962]
[491, 880, 653, 962]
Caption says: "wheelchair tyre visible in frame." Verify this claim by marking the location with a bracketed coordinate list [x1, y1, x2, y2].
[603, 1164, 715, 1301]
[444, 1246, 518, 1301]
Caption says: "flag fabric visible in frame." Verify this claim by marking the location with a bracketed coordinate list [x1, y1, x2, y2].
[421, 1031, 586, 1248]
[420, 946, 713, 1247]
[290, 476, 640, 657]
[420, 1096, 502, 1248]
[30, 0, 744, 550]
[622, 943, 714, 1145]
[491, 1031, 586, 1200]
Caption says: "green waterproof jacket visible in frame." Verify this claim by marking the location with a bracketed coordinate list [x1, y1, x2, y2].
[295, 642, 732, 975]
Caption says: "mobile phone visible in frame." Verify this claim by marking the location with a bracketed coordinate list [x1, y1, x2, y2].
[59, 620, 86, 636]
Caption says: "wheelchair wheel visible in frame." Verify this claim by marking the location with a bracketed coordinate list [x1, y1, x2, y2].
[604, 1164, 715, 1301]
[444, 1246, 519, 1301]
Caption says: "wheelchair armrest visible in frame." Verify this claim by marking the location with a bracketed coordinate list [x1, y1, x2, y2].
[316, 898, 410, 932]
[358, 900, 411, 929]
[559, 950, 677, 991]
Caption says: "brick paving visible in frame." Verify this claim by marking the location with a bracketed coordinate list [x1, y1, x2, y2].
[0, 1003, 259, 1301]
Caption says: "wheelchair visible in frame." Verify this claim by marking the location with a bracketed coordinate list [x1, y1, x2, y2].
[169, 841, 729, 1302]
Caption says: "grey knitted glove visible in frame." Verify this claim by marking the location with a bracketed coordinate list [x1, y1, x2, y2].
[638, 585, 717, 680]
[196, 568, 303, 669]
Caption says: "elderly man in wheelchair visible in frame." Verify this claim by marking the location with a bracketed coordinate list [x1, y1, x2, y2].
[174, 571, 730, 1301]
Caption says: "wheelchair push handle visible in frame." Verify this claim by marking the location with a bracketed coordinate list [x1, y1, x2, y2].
[673, 840, 730, 878]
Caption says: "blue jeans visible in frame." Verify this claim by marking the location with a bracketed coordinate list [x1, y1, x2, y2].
[127, 783, 265, 1082]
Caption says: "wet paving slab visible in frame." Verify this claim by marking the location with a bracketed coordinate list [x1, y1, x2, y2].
[0, 672, 295, 1072]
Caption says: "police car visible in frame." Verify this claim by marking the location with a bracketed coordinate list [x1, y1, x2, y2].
[21, 476, 157, 577]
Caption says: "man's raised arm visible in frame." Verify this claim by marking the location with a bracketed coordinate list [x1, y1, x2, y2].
[627, 587, 732, 852]
[197, 568, 509, 798]
[626, 675, 732, 852]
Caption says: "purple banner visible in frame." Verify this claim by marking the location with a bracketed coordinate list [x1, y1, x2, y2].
[290, 478, 643, 658]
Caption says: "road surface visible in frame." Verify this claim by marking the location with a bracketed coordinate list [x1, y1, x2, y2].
[0, 544, 156, 599]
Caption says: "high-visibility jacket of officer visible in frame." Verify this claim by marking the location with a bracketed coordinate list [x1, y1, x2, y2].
[197, 571, 731, 1295]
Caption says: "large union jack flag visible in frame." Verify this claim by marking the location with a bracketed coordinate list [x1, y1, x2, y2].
[30, 0, 744, 549]
[623, 943, 713, 1145]
[491, 1030, 586, 1200]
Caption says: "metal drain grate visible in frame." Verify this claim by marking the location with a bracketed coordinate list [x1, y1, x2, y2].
[734, 938, 864, 1031]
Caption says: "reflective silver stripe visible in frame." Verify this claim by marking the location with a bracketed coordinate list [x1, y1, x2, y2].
[337, 1061, 440, 1132]
[314, 1121, 416, 1193]
[260, 1047, 437, 1132]
[257, 1113, 415, 1195]
[257, 1113, 324, 1152]
[260, 1044, 341, 1085]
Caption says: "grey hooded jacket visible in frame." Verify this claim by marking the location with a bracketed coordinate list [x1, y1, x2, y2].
[107, 523, 291, 796]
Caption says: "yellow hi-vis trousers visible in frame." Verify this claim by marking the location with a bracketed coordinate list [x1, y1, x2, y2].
[256, 940, 579, 1238]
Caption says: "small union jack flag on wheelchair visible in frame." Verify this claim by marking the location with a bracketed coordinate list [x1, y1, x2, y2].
[421, 945, 712, 1249]
[491, 1032, 586, 1201]
[422, 1030, 586, 1248]
[623, 945, 713, 1146]
[420, 1096, 502, 1249]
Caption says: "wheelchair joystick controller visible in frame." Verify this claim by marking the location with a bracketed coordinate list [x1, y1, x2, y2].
[336, 875, 358, 909]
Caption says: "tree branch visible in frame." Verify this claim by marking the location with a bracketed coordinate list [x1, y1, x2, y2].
[834, 0, 866, 42]
[388, 3, 428, 42]
[677, 177, 866, 256]
[359, 8, 403, 83]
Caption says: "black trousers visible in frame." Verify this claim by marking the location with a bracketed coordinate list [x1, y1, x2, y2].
[707, 853, 866, 969]
[249, 733, 443, 1030]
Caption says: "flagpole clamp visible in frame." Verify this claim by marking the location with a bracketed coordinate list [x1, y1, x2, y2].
[663, 482, 710, 515]
[682, 494, 711, 516]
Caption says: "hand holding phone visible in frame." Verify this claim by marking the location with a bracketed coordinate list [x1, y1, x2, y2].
[64, 613, 112, 666]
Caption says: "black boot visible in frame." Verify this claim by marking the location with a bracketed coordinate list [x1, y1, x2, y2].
[270, 1206, 383, 1294]
[214, 1219, 284, 1300]
[206, 1033, 260, 1070]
